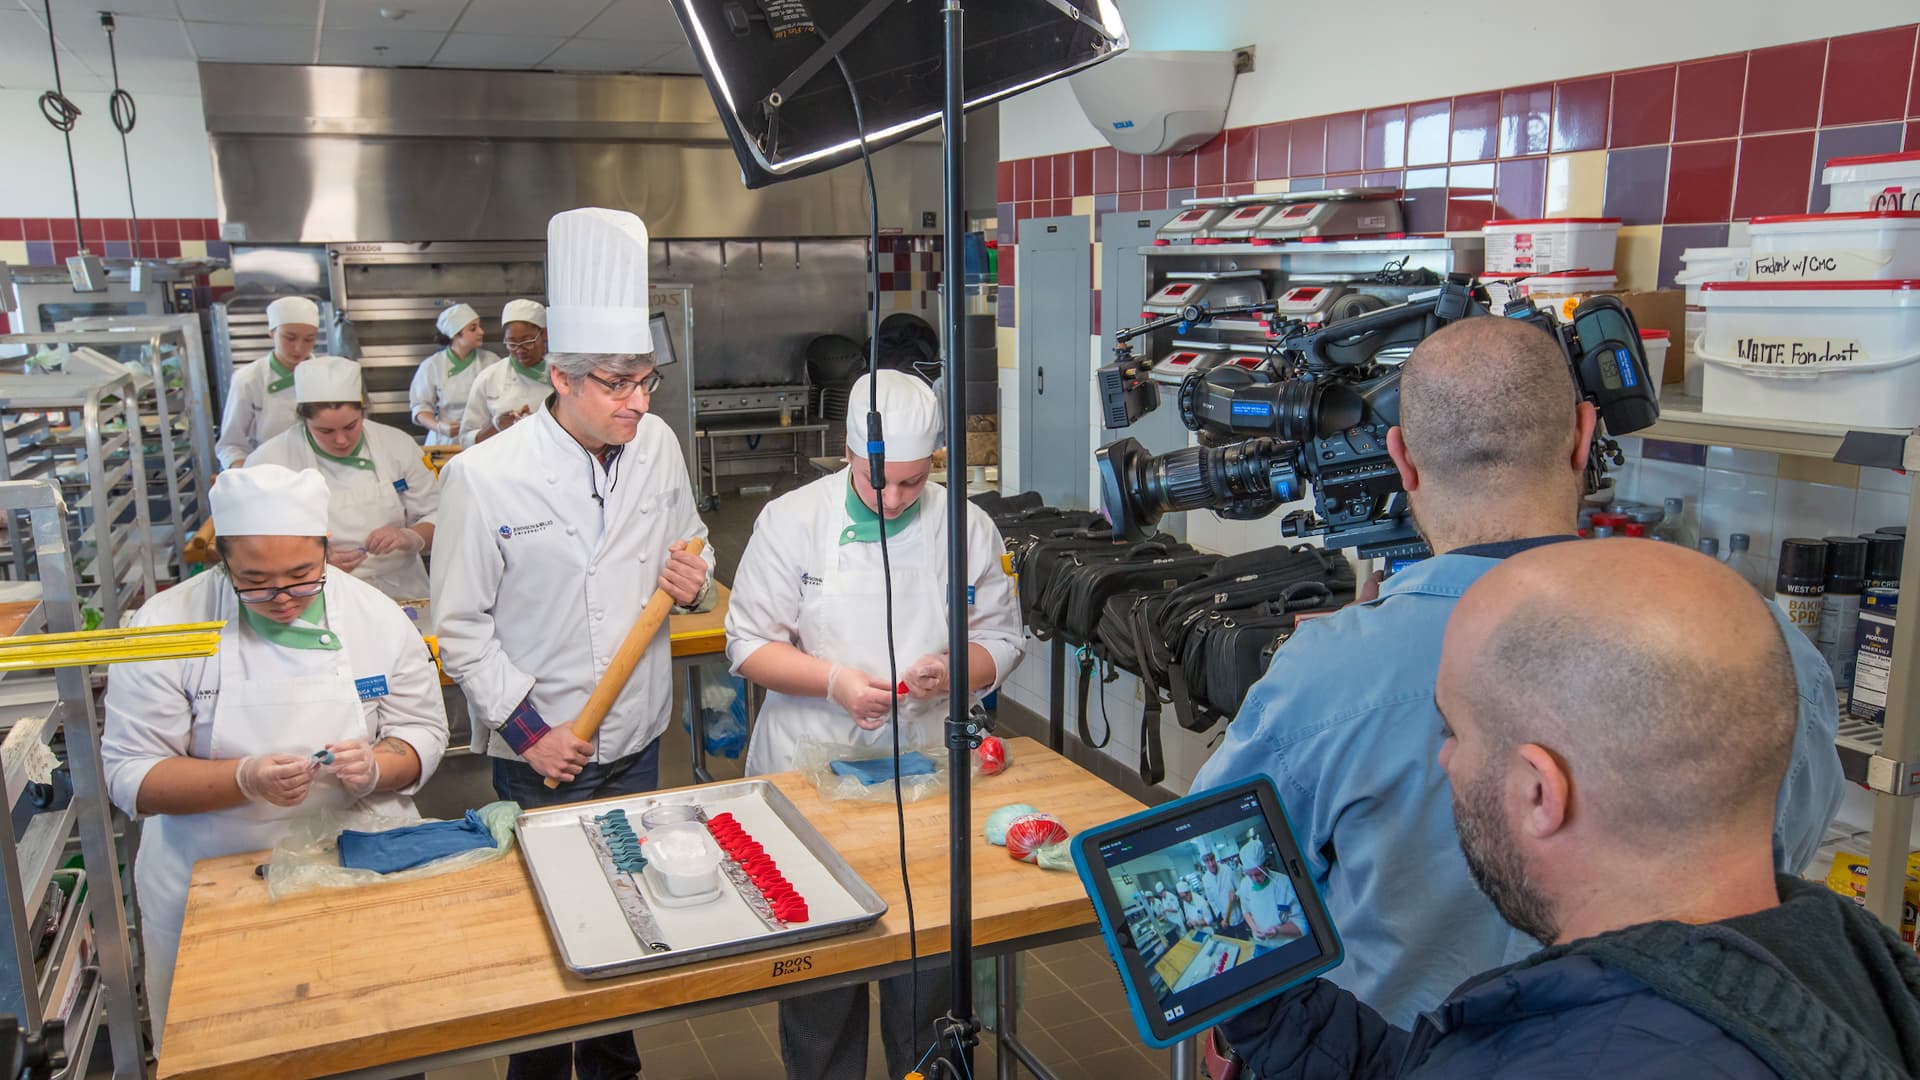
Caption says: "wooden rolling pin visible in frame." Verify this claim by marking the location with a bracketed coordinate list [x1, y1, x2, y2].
[545, 537, 705, 789]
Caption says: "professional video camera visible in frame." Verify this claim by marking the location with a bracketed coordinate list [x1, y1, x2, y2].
[1094, 273, 1660, 560]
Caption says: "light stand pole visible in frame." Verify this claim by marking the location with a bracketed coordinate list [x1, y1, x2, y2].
[939, 0, 980, 1075]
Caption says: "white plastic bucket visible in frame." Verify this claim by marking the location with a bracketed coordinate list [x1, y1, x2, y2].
[1640, 330, 1670, 402]
[1749, 211, 1920, 281]
[1521, 270, 1618, 320]
[1696, 280, 1920, 427]
[1482, 217, 1621, 273]
[1822, 151, 1920, 213]
[1674, 246, 1751, 397]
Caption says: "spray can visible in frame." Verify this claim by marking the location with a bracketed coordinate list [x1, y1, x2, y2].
[1863, 531, 1904, 592]
[1819, 537, 1867, 690]
[1774, 538, 1827, 643]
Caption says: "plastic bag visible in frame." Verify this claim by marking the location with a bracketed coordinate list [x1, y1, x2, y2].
[985, 804, 1040, 846]
[264, 800, 520, 901]
[1005, 813, 1071, 862]
[797, 739, 950, 803]
[683, 674, 747, 759]
[973, 735, 1010, 776]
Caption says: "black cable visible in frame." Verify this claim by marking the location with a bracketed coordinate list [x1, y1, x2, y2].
[833, 48, 926, 1067]
[36, 0, 84, 251]
[102, 14, 142, 259]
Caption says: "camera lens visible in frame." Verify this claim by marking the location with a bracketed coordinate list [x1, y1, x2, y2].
[1097, 436, 1298, 540]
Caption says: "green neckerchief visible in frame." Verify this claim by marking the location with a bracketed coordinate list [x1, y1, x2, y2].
[840, 476, 920, 545]
[239, 593, 342, 651]
[511, 356, 548, 384]
[444, 347, 479, 379]
[304, 425, 375, 471]
[266, 356, 296, 394]
[1248, 873, 1272, 892]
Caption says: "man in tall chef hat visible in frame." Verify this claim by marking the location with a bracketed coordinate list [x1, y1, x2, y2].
[431, 208, 713, 1080]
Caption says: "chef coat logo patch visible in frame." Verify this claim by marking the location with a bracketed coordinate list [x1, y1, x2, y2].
[800, 572, 824, 589]
[354, 675, 389, 700]
[499, 519, 555, 540]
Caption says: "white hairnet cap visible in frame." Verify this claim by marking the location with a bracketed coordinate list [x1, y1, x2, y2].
[847, 370, 941, 461]
[547, 208, 654, 354]
[502, 298, 547, 328]
[1240, 839, 1265, 867]
[436, 303, 480, 339]
[266, 296, 320, 332]
[294, 355, 363, 403]
[213, 464, 330, 537]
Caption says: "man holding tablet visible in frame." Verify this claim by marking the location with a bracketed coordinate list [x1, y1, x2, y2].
[1219, 542, 1920, 1076]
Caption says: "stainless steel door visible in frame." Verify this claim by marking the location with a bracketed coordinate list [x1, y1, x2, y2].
[1017, 216, 1092, 509]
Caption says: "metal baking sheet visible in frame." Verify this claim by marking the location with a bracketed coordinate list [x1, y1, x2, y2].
[517, 780, 889, 979]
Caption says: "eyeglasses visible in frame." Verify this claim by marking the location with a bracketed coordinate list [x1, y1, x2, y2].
[232, 577, 327, 605]
[504, 337, 543, 353]
[584, 370, 664, 400]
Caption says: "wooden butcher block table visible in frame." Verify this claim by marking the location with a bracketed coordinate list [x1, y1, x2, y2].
[157, 737, 1143, 1079]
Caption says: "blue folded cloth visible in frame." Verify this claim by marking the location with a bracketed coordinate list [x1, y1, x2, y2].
[338, 810, 498, 873]
[829, 751, 938, 786]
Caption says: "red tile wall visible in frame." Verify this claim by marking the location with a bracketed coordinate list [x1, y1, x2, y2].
[994, 23, 1920, 245]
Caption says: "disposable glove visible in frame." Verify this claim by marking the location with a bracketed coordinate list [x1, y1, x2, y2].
[235, 753, 315, 807]
[326, 739, 380, 798]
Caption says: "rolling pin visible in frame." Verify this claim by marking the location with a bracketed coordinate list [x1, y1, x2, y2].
[545, 538, 705, 789]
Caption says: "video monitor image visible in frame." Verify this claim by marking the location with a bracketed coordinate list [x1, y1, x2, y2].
[1094, 790, 1326, 1028]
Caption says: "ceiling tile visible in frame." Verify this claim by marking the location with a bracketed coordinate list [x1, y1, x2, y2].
[177, 0, 322, 27]
[318, 27, 446, 65]
[53, 11, 197, 63]
[637, 43, 698, 75]
[431, 32, 565, 68]
[540, 35, 663, 72]
[324, 0, 470, 33]
[453, 0, 610, 38]
[184, 21, 316, 62]
[580, 0, 685, 41]
[0, 11, 58, 88]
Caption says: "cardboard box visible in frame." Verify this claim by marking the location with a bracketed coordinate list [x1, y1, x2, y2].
[1826, 850, 1920, 941]
[1615, 290, 1688, 385]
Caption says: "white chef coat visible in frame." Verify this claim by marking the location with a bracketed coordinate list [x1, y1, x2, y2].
[1202, 863, 1239, 922]
[432, 403, 714, 762]
[410, 348, 501, 447]
[1237, 873, 1301, 939]
[456, 362, 552, 447]
[101, 569, 448, 1038]
[215, 354, 302, 468]
[248, 419, 440, 607]
[725, 468, 1025, 776]
[1178, 893, 1216, 927]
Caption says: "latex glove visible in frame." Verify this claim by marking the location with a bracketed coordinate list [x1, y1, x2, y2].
[364, 526, 426, 556]
[435, 418, 460, 438]
[657, 540, 710, 606]
[235, 753, 314, 807]
[827, 664, 896, 730]
[329, 546, 369, 572]
[325, 739, 380, 797]
[523, 725, 594, 783]
[902, 653, 949, 697]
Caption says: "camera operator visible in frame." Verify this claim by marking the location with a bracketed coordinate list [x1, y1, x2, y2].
[1189, 316, 1841, 1027]
[1220, 541, 1918, 1079]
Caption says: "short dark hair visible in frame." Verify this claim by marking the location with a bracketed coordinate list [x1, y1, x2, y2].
[1399, 318, 1579, 489]
[296, 401, 365, 420]
[213, 535, 329, 562]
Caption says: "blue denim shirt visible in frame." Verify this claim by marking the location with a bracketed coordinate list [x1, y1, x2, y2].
[1189, 548, 1843, 1028]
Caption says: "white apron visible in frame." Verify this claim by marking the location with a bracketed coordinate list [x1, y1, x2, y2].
[744, 488, 951, 776]
[300, 435, 432, 607]
[134, 593, 410, 1042]
[424, 351, 485, 447]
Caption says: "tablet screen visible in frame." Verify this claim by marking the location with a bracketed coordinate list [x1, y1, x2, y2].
[1077, 779, 1339, 1044]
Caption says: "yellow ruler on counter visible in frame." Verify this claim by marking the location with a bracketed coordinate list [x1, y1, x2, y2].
[0, 621, 224, 670]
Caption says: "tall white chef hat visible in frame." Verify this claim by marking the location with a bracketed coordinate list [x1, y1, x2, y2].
[546, 208, 654, 355]
[436, 303, 480, 339]
[502, 298, 547, 329]
[293, 355, 364, 403]
[1240, 839, 1265, 869]
[847, 370, 942, 462]
[212, 464, 330, 537]
[266, 296, 320, 331]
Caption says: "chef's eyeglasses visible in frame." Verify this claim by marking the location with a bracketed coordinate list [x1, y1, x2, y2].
[503, 335, 544, 353]
[584, 371, 663, 400]
[232, 577, 327, 604]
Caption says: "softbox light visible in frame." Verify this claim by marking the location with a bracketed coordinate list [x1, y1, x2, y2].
[668, 0, 1127, 187]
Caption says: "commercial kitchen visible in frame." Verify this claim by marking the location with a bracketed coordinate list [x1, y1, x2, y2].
[1, 1, 1920, 1078]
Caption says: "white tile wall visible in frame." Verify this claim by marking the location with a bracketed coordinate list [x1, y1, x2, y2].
[1699, 467, 1778, 558]
[1771, 480, 1859, 546]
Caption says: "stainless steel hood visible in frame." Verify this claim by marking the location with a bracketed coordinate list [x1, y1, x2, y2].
[201, 63, 946, 244]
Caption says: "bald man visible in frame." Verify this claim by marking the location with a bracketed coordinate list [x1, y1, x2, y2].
[1191, 317, 1841, 1026]
[1222, 542, 1920, 1078]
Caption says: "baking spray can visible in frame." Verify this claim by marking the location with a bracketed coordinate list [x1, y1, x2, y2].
[1819, 537, 1867, 690]
[1774, 538, 1827, 644]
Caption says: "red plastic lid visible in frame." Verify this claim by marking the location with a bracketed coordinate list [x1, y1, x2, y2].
[1750, 210, 1920, 224]
[1826, 150, 1920, 168]
[1484, 217, 1622, 226]
[1702, 279, 1920, 291]
[1527, 269, 1618, 279]
[1640, 329, 1671, 339]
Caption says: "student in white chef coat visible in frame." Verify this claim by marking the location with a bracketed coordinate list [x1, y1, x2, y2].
[1177, 881, 1218, 929]
[1237, 857, 1305, 951]
[215, 295, 322, 468]
[1200, 849, 1241, 933]
[457, 298, 552, 446]
[410, 303, 501, 447]
[249, 356, 440, 611]
[433, 208, 712, 1080]
[724, 368, 1025, 1080]
[101, 466, 448, 1044]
